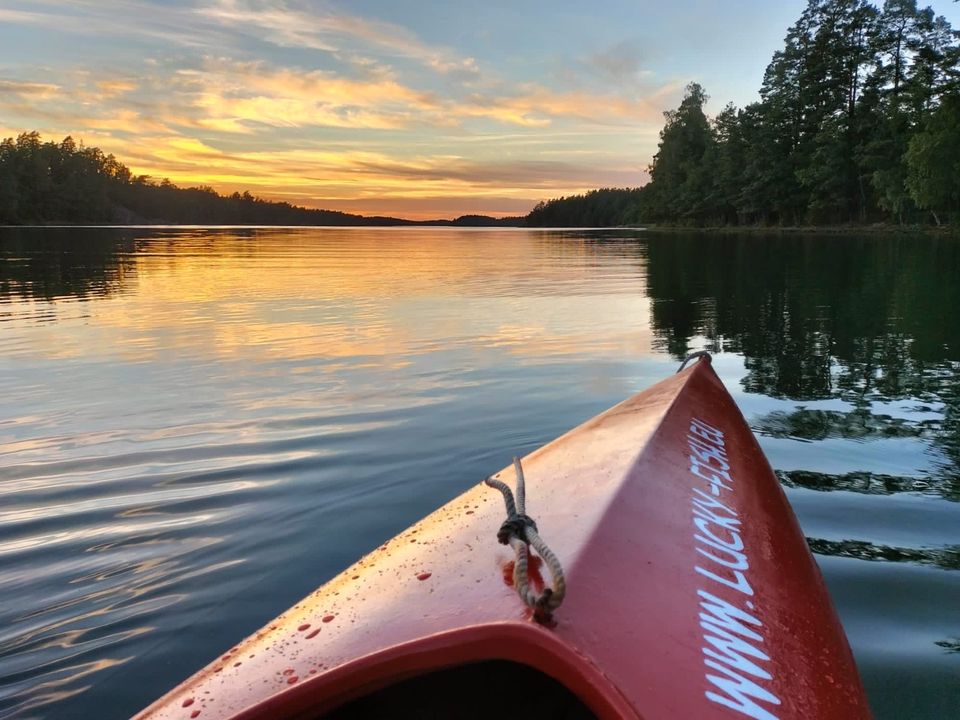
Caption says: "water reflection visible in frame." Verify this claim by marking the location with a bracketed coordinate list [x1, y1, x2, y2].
[756, 407, 934, 441]
[0, 227, 140, 304]
[777, 469, 946, 496]
[645, 235, 960, 390]
[806, 537, 960, 571]
[644, 234, 960, 502]
[0, 229, 655, 368]
[935, 638, 959, 653]
[0, 228, 957, 720]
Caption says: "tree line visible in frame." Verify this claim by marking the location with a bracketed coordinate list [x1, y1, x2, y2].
[0, 132, 391, 225]
[528, 0, 960, 228]
[0, 132, 520, 226]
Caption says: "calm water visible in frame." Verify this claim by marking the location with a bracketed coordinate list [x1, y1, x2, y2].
[1, 227, 958, 719]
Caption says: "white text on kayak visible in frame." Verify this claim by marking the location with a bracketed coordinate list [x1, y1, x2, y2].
[689, 417, 782, 720]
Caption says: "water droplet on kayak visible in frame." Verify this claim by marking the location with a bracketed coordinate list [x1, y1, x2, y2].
[465, 510, 474, 515]
[287, 676, 299, 684]
[182, 698, 195, 707]
[306, 629, 321, 639]
[322, 615, 335, 623]
[191, 711, 201, 719]
[417, 572, 432, 581]
[233, 662, 242, 667]
[283, 667, 295, 676]
[298, 623, 310, 631]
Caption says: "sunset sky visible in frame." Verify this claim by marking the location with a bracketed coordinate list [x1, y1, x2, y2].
[3, 0, 959, 220]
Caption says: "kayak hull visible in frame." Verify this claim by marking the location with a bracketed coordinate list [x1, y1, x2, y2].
[135, 358, 871, 720]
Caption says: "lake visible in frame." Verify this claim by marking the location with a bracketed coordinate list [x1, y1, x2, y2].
[1, 227, 958, 719]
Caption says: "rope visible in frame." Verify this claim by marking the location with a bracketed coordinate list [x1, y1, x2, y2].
[678, 350, 711, 372]
[484, 457, 566, 621]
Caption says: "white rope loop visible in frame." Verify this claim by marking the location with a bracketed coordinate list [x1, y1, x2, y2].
[484, 457, 566, 620]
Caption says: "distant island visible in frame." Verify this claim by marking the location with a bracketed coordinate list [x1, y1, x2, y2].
[1, 2, 957, 231]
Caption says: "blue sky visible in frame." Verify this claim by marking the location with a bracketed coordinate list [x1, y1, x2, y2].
[1, 0, 958, 218]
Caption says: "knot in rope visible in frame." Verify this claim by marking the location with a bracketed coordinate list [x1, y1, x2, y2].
[483, 457, 566, 622]
[496, 513, 537, 545]
[677, 350, 711, 372]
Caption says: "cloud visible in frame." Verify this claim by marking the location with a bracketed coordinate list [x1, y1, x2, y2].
[0, 7, 55, 25]
[85, 131, 644, 203]
[96, 79, 138, 97]
[461, 81, 683, 127]
[588, 40, 647, 83]
[0, 0, 250, 49]
[0, 3, 670, 218]
[197, 0, 480, 81]
[0, 74, 171, 135]
[0, 80, 61, 99]
[154, 58, 680, 133]
[163, 59, 444, 132]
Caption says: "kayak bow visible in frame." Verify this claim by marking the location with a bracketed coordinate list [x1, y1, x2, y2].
[135, 355, 871, 720]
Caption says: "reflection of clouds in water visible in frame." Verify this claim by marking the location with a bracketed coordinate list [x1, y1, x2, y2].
[1, 228, 959, 719]
[1, 229, 654, 366]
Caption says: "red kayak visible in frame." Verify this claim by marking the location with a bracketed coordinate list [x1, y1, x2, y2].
[135, 355, 871, 720]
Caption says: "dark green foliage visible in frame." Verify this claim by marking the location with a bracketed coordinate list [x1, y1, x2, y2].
[529, 0, 959, 228]
[0, 132, 123, 224]
[0, 133, 518, 227]
[0, 131, 382, 225]
[525, 188, 645, 227]
[645, 83, 715, 224]
[905, 92, 960, 223]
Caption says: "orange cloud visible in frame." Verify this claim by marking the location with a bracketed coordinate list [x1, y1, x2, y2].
[0, 80, 60, 99]
[95, 79, 138, 97]
[164, 61, 443, 133]
[0, 2, 672, 219]
[161, 58, 680, 134]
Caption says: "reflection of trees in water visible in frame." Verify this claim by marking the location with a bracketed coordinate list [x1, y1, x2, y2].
[645, 234, 960, 392]
[777, 470, 951, 498]
[0, 227, 140, 302]
[935, 638, 960, 653]
[644, 233, 960, 501]
[806, 538, 960, 571]
[756, 408, 936, 441]
[0, 227, 271, 304]
[758, 406, 960, 500]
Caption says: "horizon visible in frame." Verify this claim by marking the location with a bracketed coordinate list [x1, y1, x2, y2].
[2, 0, 959, 220]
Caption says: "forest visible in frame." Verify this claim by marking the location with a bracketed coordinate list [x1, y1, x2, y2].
[528, 0, 960, 228]
[2, 0, 957, 229]
[0, 133, 519, 226]
[0, 132, 418, 225]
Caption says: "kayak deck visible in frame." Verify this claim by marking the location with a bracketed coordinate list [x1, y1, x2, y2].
[135, 357, 871, 720]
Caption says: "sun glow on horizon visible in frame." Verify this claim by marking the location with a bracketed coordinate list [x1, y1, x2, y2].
[3, 0, 958, 219]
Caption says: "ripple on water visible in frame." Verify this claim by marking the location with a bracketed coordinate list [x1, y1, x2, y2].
[1, 228, 959, 720]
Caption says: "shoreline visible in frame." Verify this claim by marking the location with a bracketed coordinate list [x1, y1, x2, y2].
[633, 223, 958, 236]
